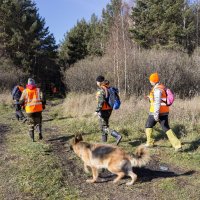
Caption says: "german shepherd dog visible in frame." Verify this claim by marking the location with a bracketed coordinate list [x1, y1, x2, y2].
[70, 135, 150, 185]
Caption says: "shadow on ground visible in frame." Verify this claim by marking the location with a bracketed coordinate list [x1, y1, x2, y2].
[97, 166, 195, 184]
[134, 168, 195, 183]
[0, 124, 11, 144]
[48, 135, 74, 142]
[182, 138, 200, 152]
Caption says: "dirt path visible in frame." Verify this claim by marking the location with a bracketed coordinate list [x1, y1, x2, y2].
[46, 130, 194, 200]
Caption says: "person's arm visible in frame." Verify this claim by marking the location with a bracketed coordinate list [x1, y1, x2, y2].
[39, 90, 46, 109]
[95, 89, 105, 112]
[19, 90, 26, 105]
[154, 88, 162, 121]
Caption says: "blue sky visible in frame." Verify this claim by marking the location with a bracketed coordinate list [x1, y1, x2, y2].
[34, 0, 111, 44]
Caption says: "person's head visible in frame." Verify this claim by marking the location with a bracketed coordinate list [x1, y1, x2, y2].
[27, 78, 36, 86]
[103, 80, 110, 86]
[96, 75, 105, 87]
[149, 72, 160, 86]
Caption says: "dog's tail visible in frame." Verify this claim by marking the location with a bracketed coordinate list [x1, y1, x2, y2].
[129, 145, 150, 167]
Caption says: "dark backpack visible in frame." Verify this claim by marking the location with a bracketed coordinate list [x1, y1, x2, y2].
[12, 86, 22, 100]
[106, 87, 121, 110]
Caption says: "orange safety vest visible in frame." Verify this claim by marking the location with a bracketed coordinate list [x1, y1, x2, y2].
[18, 86, 24, 92]
[25, 88, 43, 113]
[149, 84, 169, 114]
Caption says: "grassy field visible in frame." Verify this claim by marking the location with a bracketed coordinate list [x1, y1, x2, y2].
[0, 93, 200, 200]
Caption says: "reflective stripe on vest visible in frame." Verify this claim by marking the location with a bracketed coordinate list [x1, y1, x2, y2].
[149, 84, 169, 114]
[25, 88, 43, 113]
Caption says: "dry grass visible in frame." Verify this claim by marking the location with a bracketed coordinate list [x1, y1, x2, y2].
[62, 92, 96, 117]
[171, 96, 200, 124]
[62, 93, 200, 130]
[0, 91, 12, 105]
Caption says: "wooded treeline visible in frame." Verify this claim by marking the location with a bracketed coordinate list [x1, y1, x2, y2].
[0, 0, 64, 93]
[0, 0, 199, 97]
[61, 0, 200, 97]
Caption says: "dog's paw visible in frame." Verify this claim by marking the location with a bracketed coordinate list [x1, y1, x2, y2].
[84, 168, 90, 174]
[86, 179, 96, 183]
[113, 179, 119, 184]
[126, 181, 134, 186]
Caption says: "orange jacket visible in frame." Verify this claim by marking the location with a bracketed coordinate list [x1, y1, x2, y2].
[149, 84, 169, 114]
[18, 86, 24, 92]
[24, 88, 43, 113]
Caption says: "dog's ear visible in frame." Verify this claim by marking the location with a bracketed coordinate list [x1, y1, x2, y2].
[74, 134, 83, 143]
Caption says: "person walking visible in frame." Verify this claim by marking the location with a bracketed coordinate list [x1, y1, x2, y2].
[19, 78, 46, 142]
[11, 84, 27, 122]
[145, 72, 182, 151]
[95, 75, 122, 145]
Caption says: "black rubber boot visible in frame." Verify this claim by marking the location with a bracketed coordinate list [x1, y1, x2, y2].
[102, 134, 107, 142]
[15, 113, 20, 121]
[111, 130, 122, 145]
[29, 130, 35, 142]
[21, 117, 27, 123]
[38, 125, 43, 140]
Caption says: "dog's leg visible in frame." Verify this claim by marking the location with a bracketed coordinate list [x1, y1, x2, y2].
[86, 167, 98, 183]
[113, 172, 125, 184]
[84, 163, 90, 173]
[126, 171, 137, 186]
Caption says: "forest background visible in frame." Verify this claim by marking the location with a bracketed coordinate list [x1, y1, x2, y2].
[0, 0, 200, 98]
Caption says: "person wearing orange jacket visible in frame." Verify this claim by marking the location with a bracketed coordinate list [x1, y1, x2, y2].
[19, 78, 46, 142]
[145, 72, 182, 151]
[95, 75, 122, 145]
[11, 84, 26, 122]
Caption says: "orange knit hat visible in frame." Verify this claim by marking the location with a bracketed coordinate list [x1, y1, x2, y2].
[149, 72, 159, 83]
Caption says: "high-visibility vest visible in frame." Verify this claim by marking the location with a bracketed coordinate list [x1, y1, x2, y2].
[149, 84, 169, 114]
[18, 86, 24, 92]
[12, 86, 24, 100]
[25, 88, 43, 113]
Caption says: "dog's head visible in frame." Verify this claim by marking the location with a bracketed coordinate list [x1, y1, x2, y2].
[70, 134, 83, 153]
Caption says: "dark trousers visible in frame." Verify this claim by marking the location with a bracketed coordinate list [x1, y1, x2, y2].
[145, 115, 170, 132]
[14, 103, 25, 120]
[98, 110, 112, 134]
[27, 112, 42, 133]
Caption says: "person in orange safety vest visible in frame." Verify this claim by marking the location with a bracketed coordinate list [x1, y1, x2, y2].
[145, 72, 182, 152]
[11, 84, 27, 122]
[19, 78, 46, 142]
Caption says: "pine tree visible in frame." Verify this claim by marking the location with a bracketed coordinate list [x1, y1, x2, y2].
[130, 0, 196, 54]
[0, 0, 63, 88]
[86, 14, 103, 56]
[63, 19, 89, 65]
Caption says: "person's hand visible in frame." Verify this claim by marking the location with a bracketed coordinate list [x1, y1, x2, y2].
[94, 111, 100, 117]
